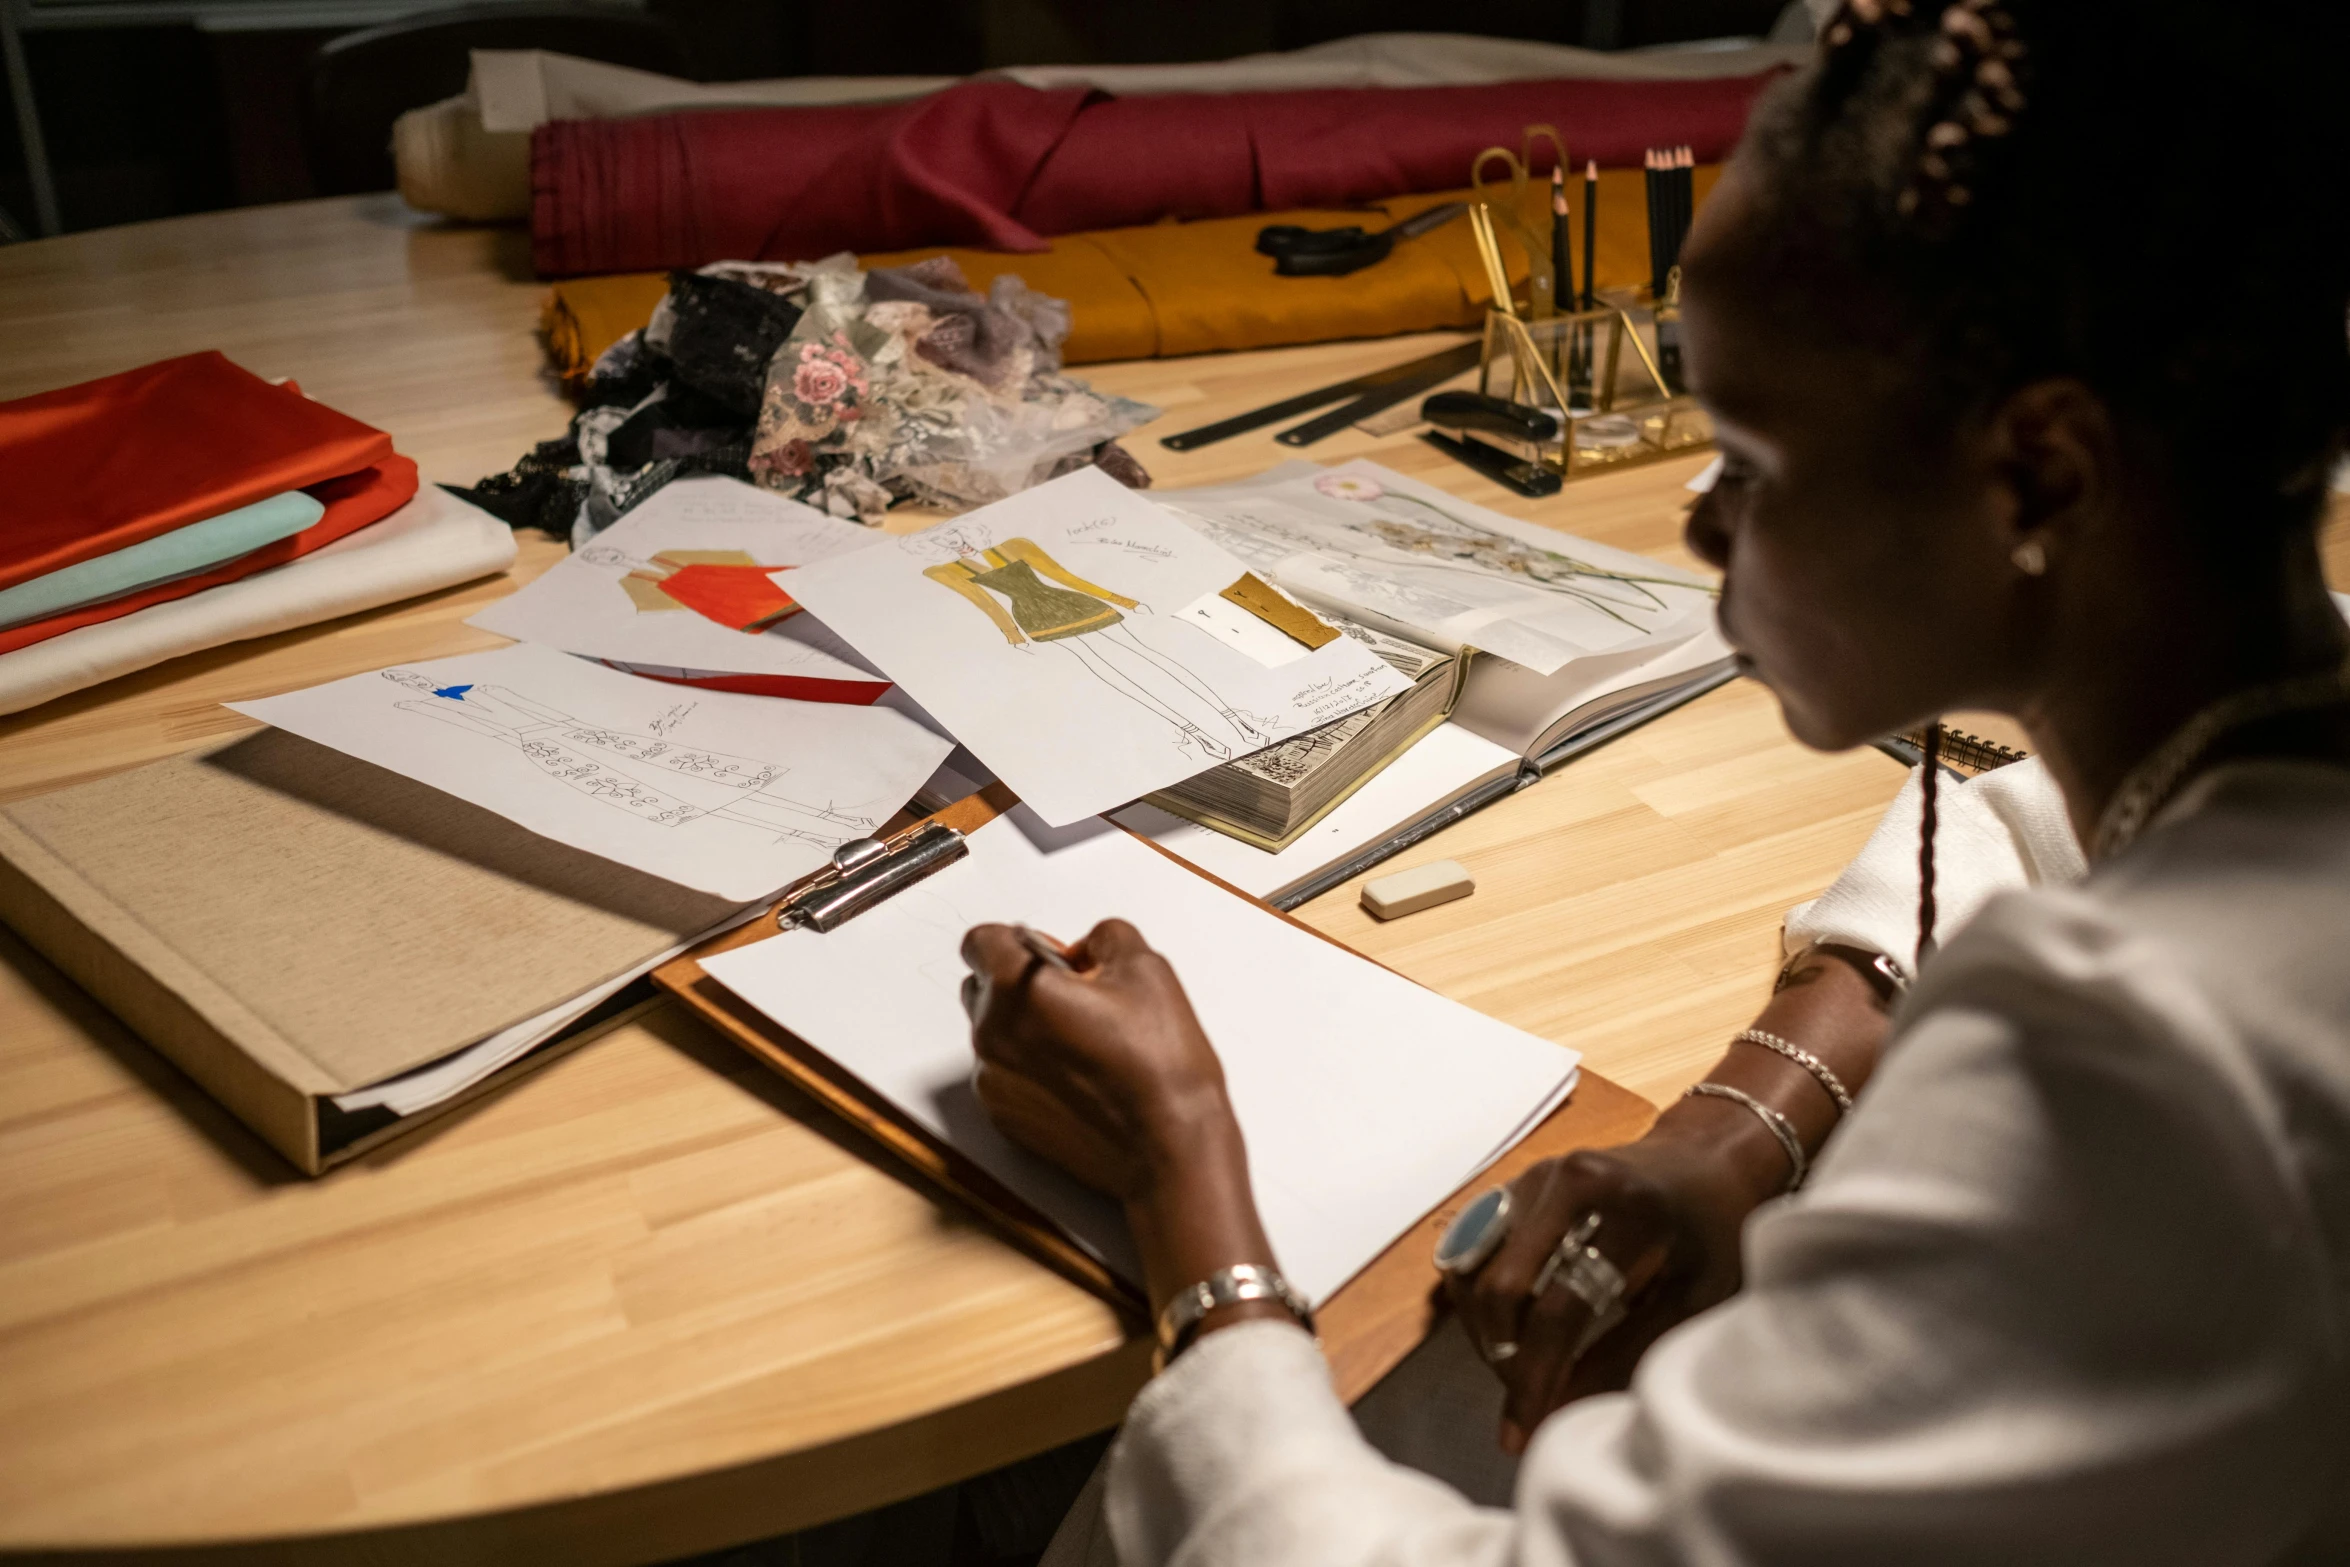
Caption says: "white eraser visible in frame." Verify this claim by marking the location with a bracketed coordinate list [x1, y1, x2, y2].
[1361, 859, 1475, 920]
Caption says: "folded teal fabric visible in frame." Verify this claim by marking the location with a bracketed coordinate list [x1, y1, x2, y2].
[0, 490, 327, 630]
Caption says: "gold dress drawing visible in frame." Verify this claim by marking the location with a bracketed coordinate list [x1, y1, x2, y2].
[381, 671, 874, 846]
[923, 538, 1271, 762]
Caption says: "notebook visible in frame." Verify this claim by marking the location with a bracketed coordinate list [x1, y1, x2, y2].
[0, 730, 749, 1172]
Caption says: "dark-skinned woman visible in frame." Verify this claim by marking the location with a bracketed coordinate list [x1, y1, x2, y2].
[966, 3, 2350, 1561]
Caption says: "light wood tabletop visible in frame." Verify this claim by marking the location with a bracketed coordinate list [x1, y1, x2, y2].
[3, 195, 2341, 1564]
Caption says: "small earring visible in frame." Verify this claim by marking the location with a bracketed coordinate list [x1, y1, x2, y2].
[2011, 539, 2047, 576]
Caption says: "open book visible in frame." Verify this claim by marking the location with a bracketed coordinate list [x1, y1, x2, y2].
[1123, 460, 1734, 902]
[1140, 615, 1468, 849]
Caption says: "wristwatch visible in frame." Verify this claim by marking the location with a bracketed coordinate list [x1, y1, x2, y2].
[1778, 940, 1907, 1008]
[1153, 1262, 1314, 1372]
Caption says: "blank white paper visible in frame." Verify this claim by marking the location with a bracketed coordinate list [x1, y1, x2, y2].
[230, 642, 952, 902]
[466, 475, 889, 692]
[777, 467, 1410, 827]
[701, 815, 1579, 1304]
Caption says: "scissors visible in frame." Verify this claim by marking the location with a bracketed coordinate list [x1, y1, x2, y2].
[1470, 124, 1568, 316]
[1254, 201, 1468, 277]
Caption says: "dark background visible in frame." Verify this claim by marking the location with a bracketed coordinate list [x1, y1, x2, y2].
[0, 0, 1789, 236]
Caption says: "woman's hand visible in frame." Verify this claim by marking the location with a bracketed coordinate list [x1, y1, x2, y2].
[961, 918, 1230, 1200]
[963, 919, 1286, 1325]
[1448, 1121, 1764, 1453]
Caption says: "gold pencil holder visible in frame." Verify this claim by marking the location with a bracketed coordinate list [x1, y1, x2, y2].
[1475, 302, 1713, 480]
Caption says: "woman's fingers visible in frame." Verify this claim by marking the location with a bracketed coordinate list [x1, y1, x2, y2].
[1500, 1246, 1605, 1443]
[1456, 1161, 1573, 1370]
[961, 922, 1038, 989]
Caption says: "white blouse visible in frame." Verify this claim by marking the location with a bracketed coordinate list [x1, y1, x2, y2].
[1084, 759, 2350, 1566]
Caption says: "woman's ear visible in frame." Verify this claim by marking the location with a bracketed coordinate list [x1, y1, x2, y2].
[1983, 378, 2118, 577]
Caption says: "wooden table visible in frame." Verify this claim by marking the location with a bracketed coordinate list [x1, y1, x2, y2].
[6, 196, 2337, 1564]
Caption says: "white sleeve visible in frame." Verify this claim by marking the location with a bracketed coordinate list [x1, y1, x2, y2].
[1104, 894, 2335, 1567]
[1783, 756, 2083, 972]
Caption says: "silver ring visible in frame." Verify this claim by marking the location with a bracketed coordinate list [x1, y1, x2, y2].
[1533, 1212, 1627, 1325]
[1483, 1338, 1519, 1364]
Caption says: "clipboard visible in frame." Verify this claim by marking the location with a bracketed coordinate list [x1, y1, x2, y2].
[653, 783, 1658, 1400]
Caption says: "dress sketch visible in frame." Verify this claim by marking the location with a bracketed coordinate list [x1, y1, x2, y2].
[380, 671, 875, 845]
[1194, 476, 1703, 637]
[922, 537, 1271, 762]
[577, 543, 803, 634]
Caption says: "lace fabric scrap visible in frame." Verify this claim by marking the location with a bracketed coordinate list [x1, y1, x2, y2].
[459, 254, 1153, 536]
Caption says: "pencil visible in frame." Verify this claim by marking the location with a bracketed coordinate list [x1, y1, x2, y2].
[1644, 148, 1662, 299]
[1581, 159, 1597, 310]
[1551, 164, 1572, 315]
[1013, 923, 1075, 972]
[1675, 146, 1694, 271]
[1550, 164, 1571, 387]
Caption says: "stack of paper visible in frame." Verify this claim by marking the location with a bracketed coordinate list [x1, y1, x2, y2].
[702, 814, 1579, 1303]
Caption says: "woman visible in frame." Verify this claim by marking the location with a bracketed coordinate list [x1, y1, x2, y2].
[963, 2, 2350, 1560]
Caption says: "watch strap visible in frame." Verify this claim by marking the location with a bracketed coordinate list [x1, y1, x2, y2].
[1153, 1263, 1314, 1372]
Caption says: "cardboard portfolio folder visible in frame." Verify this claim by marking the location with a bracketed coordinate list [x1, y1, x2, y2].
[654, 785, 1656, 1400]
[0, 729, 739, 1173]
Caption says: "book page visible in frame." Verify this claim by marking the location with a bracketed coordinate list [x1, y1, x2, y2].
[701, 815, 1578, 1304]
[1167, 460, 1717, 676]
[778, 468, 1410, 827]
[230, 642, 952, 902]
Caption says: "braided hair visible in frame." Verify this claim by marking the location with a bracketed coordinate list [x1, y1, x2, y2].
[1741, 1, 2350, 968]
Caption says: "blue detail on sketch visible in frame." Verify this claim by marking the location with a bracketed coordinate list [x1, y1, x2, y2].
[432, 683, 474, 701]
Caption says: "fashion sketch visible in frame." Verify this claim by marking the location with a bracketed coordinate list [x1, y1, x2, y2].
[576, 543, 803, 634]
[920, 534, 1273, 762]
[1199, 473, 1704, 636]
[380, 670, 876, 845]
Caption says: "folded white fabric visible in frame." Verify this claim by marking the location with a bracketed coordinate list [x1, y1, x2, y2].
[0, 485, 518, 717]
[1783, 756, 2086, 974]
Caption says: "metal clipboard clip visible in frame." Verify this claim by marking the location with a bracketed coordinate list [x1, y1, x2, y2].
[776, 819, 970, 933]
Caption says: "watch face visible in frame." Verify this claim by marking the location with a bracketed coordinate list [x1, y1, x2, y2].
[1435, 1186, 1512, 1276]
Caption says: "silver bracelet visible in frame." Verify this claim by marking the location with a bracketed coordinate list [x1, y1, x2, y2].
[1153, 1262, 1313, 1373]
[1732, 1028, 1855, 1115]
[1684, 1082, 1808, 1192]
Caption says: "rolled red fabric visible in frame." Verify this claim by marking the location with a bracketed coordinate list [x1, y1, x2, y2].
[532, 80, 1097, 276]
[1018, 75, 1777, 233]
[0, 352, 394, 593]
[0, 457, 422, 656]
[530, 72, 1783, 277]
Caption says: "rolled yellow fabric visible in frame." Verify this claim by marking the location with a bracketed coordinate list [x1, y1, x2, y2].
[540, 165, 1717, 377]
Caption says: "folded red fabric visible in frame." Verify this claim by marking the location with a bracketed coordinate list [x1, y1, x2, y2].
[530, 72, 1783, 277]
[0, 456, 421, 656]
[0, 352, 395, 593]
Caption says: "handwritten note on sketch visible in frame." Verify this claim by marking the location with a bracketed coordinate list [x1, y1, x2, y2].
[778, 468, 1410, 826]
[229, 643, 951, 900]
